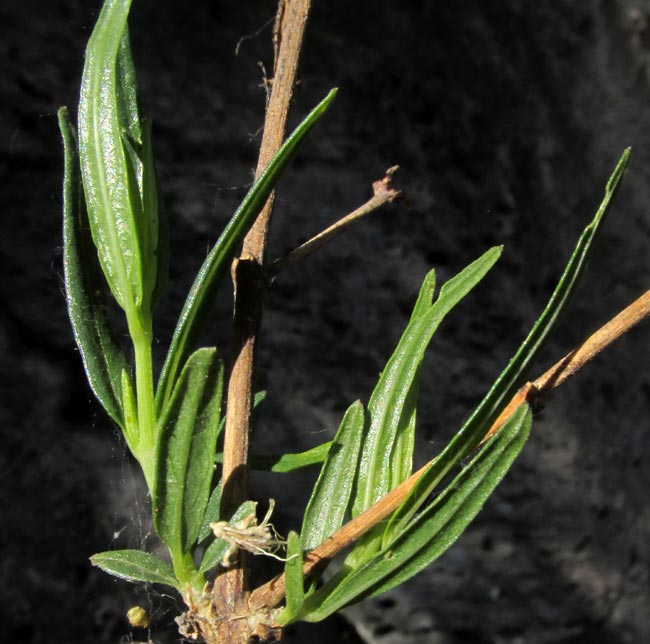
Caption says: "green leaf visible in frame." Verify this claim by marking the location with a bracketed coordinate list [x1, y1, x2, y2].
[384, 149, 630, 543]
[236, 441, 332, 473]
[300, 404, 531, 622]
[411, 269, 438, 317]
[78, 0, 159, 325]
[91, 549, 178, 588]
[352, 248, 502, 520]
[120, 368, 139, 452]
[388, 269, 437, 491]
[114, 26, 140, 142]
[59, 107, 131, 429]
[215, 442, 331, 472]
[153, 348, 224, 554]
[276, 531, 305, 625]
[199, 500, 257, 573]
[301, 401, 365, 551]
[155, 89, 338, 413]
[140, 117, 167, 309]
[197, 481, 222, 543]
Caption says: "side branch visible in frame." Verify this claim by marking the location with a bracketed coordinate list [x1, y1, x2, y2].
[482, 289, 650, 443]
[533, 289, 650, 393]
[249, 289, 650, 611]
[269, 166, 402, 276]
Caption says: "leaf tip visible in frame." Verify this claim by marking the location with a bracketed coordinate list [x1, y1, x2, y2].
[606, 148, 631, 194]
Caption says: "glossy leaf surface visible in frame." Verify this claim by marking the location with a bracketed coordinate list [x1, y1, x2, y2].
[302, 401, 365, 550]
[59, 107, 130, 429]
[78, 0, 159, 321]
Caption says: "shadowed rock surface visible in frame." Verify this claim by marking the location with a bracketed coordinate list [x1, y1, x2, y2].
[1, 1, 649, 642]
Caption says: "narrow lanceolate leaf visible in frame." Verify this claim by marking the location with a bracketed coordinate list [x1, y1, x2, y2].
[154, 348, 224, 554]
[91, 549, 179, 588]
[197, 481, 222, 543]
[347, 271, 439, 560]
[140, 117, 167, 309]
[384, 149, 630, 542]
[302, 401, 365, 550]
[215, 441, 332, 472]
[352, 248, 502, 519]
[120, 369, 139, 452]
[276, 532, 305, 625]
[248, 441, 332, 473]
[59, 107, 130, 429]
[78, 0, 159, 321]
[300, 404, 532, 622]
[155, 89, 338, 413]
[388, 269, 437, 492]
[199, 500, 257, 573]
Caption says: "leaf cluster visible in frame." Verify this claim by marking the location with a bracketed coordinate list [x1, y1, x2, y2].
[60, 0, 630, 634]
[60, 0, 335, 591]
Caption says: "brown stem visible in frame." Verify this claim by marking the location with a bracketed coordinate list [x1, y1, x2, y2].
[532, 290, 650, 393]
[209, 1, 312, 642]
[249, 290, 650, 611]
[481, 289, 650, 443]
[268, 166, 402, 276]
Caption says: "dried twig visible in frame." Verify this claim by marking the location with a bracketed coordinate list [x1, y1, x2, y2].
[533, 290, 650, 392]
[249, 290, 650, 611]
[268, 166, 403, 276]
[482, 289, 650, 443]
[211, 1, 311, 641]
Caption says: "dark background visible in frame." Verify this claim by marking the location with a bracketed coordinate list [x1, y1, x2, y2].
[2, 1, 650, 643]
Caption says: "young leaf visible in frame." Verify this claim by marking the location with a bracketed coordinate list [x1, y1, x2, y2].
[199, 500, 257, 573]
[388, 268, 437, 491]
[301, 401, 365, 551]
[215, 442, 331, 471]
[248, 441, 333, 473]
[153, 348, 224, 554]
[276, 531, 305, 625]
[352, 247, 502, 520]
[59, 107, 130, 429]
[78, 0, 159, 324]
[155, 89, 338, 413]
[384, 149, 630, 542]
[120, 369, 139, 453]
[91, 549, 178, 589]
[300, 404, 532, 622]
